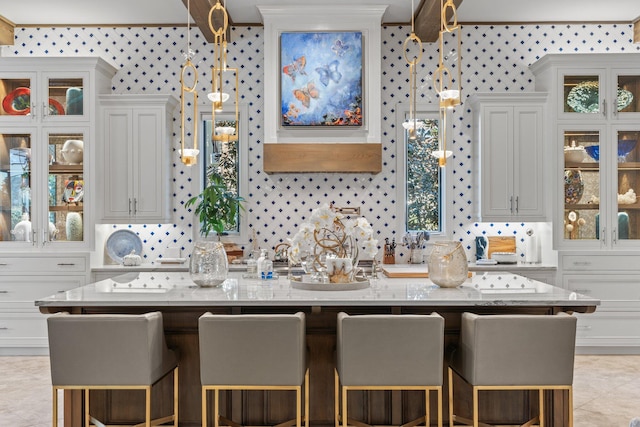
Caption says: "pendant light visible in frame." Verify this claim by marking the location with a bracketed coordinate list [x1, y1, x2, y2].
[401, 0, 423, 141]
[180, 0, 199, 166]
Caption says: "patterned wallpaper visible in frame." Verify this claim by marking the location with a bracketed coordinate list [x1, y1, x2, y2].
[3, 23, 639, 264]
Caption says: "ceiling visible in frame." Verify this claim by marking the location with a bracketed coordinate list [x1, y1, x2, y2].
[2, 0, 640, 31]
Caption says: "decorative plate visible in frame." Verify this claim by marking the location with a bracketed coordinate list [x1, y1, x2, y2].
[106, 229, 143, 264]
[564, 169, 584, 204]
[567, 81, 634, 113]
[1, 87, 66, 115]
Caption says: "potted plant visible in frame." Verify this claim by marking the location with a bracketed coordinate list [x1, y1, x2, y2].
[185, 166, 244, 287]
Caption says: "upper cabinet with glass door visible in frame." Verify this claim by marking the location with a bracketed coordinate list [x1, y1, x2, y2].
[532, 53, 640, 122]
[532, 53, 640, 250]
[0, 58, 116, 251]
[0, 57, 116, 123]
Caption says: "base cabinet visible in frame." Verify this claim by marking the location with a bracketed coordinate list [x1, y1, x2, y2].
[561, 254, 640, 353]
[0, 254, 88, 355]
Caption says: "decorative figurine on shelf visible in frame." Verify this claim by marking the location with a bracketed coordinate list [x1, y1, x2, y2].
[383, 237, 396, 264]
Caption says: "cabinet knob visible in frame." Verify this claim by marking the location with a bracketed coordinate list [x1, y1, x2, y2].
[57, 263, 77, 266]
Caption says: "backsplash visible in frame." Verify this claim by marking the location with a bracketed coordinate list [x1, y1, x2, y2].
[4, 23, 638, 264]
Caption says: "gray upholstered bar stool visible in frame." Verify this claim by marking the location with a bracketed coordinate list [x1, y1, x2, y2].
[47, 311, 179, 427]
[198, 312, 308, 427]
[335, 312, 445, 427]
[448, 312, 577, 427]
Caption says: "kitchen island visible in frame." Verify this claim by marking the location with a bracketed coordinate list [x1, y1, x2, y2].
[37, 271, 598, 427]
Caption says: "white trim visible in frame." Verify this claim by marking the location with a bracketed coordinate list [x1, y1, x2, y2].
[258, 5, 386, 144]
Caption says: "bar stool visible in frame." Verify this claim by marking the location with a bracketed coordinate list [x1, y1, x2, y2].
[198, 312, 308, 427]
[47, 311, 179, 427]
[335, 312, 445, 427]
[448, 312, 577, 427]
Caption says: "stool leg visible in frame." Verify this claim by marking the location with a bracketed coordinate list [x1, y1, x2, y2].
[214, 389, 220, 427]
[437, 388, 442, 427]
[342, 386, 348, 427]
[174, 368, 179, 427]
[305, 368, 310, 427]
[85, 389, 90, 427]
[472, 387, 479, 427]
[447, 368, 454, 427]
[568, 386, 574, 427]
[146, 386, 151, 427]
[52, 388, 58, 427]
[202, 388, 208, 427]
[425, 388, 430, 427]
[539, 389, 545, 427]
[297, 385, 302, 427]
[334, 369, 340, 427]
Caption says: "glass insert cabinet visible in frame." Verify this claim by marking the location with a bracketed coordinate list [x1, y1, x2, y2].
[545, 58, 640, 249]
[0, 57, 116, 249]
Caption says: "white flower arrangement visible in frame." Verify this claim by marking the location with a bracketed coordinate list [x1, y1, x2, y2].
[287, 204, 378, 264]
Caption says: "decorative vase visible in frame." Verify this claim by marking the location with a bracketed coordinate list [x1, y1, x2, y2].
[189, 239, 229, 287]
[427, 241, 468, 288]
[564, 169, 584, 204]
[61, 139, 84, 164]
[65, 212, 83, 241]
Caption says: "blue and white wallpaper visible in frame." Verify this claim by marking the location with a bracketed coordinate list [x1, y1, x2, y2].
[4, 23, 639, 264]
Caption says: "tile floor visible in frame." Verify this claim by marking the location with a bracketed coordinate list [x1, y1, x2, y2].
[1, 355, 639, 426]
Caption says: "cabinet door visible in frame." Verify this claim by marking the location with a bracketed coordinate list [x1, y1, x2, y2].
[131, 108, 168, 222]
[612, 125, 640, 247]
[0, 129, 36, 248]
[513, 106, 544, 219]
[39, 71, 89, 122]
[480, 107, 514, 219]
[101, 108, 134, 220]
[0, 73, 36, 121]
[559, 69, 607, 121]
[610, 69, 640, 121]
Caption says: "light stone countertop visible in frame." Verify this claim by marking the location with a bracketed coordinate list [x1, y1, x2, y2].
[37, 271, 594, 309]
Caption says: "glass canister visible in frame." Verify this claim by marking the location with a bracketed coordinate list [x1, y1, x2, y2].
[427, 241, 468, 288]
[189, 240, 229, 287]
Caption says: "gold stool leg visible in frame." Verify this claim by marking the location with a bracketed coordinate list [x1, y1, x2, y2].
[202, 388, 208, 427]
[296, 384, 302, 427]
[539, 388, 545, 427]
[472, 387, 479, 427]
[146, 386, 151, 427]
[568, 386, 574, 427]
[174, 368, 179, 427]
[437, 387, 442, 427]
[334, 369, 340, 427]
[214, 389, 220, 427]
[85, 389, 90, 427]
[447, 368, 454, 427]
[342, 386, 348, 427]
[52, 388, 58, 427]
[425, 388, 430, 427]
[305, 368, 310, 427]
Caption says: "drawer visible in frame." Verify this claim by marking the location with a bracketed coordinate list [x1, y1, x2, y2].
[0, 275, 85, 305]
[563, 274, 640, 310]
[0, 256, 87, 273]
[561, 254, 640, 272]
[574, 311, 640, 347]
[0, 312, 48, 341]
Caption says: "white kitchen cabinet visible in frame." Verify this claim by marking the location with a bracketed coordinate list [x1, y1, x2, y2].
[561, 253, 640, 353]
[0, 57, 116, 250]
[98, 94, 178, 223]
[469, 93, 548, 222]
[0, 253, 88, 355]
[532, 53, 640, 353]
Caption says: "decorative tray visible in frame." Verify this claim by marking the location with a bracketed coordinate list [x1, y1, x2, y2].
[290, 275, 369, 291]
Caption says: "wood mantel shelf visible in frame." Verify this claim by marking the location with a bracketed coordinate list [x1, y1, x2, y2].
[263, 142, 382, 173]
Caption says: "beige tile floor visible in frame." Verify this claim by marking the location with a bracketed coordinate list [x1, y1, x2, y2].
[1, 355, 639, 426]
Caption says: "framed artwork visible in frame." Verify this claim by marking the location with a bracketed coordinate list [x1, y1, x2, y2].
[280, 31, 363, 127]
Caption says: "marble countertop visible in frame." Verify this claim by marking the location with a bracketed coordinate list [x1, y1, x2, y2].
[37, 271, 594, 308]
[91, 261, 556, 273]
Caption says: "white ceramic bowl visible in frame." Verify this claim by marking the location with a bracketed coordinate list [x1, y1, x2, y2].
[491, 252, 518, 264]
[61, 139, 84, 164]
[564, 147, 585, 163]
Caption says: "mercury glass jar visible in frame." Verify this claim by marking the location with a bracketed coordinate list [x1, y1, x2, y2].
[189, 239, 229, 287]
[427, 241, 468, 288]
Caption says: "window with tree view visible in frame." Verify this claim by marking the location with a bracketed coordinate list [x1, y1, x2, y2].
[404, 117, 444, 233]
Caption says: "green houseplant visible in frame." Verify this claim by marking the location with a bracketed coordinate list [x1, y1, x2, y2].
[185, 165, 244, 287]
[186, 166, 244, 239]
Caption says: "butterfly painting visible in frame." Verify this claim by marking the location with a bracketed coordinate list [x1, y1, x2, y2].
[316, 60, 342, 87]
[331, 39, 350, 57]
[280, 32, 362, 127]
[282, 56, 307, 82]
[293, 82, 320, 108]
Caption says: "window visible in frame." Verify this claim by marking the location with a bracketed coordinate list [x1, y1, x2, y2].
[396, 104, 452, 237]
[196, 104, 249, 244]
